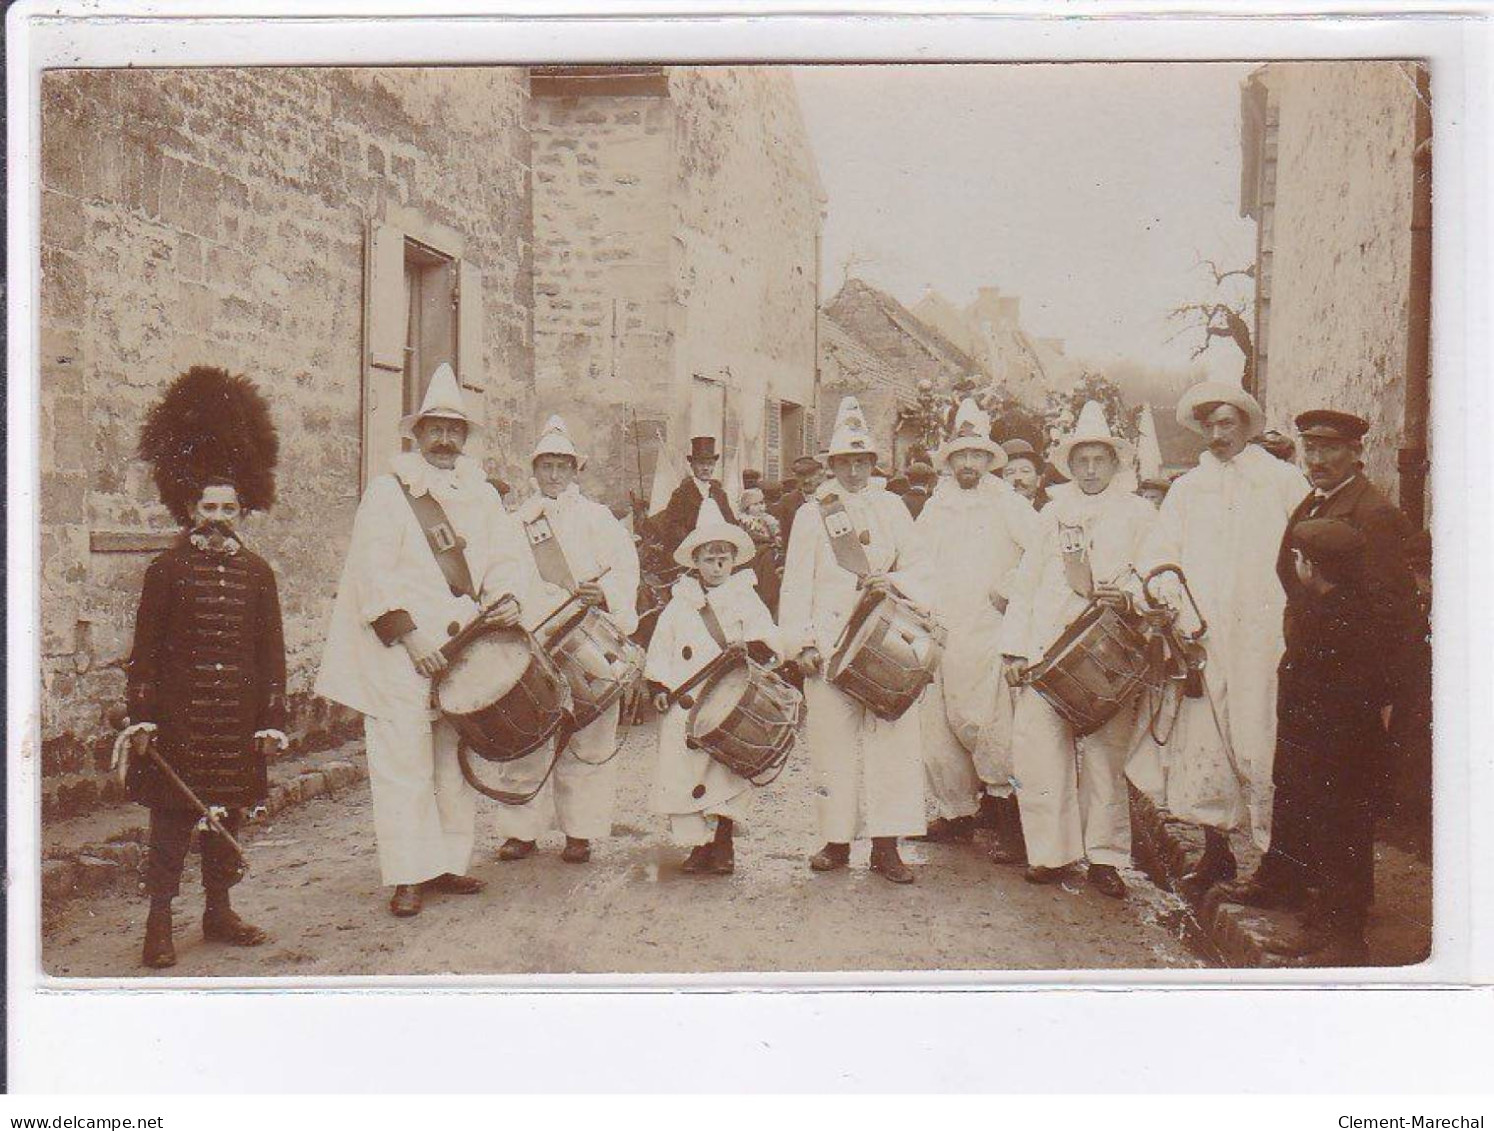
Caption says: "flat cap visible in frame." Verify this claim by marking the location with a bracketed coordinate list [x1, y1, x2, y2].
[790, 455, 823, 473]
[1295, 410, 1369, 442]
[1001, 439, 1039, 462]
[1291, 517, 1367, 567]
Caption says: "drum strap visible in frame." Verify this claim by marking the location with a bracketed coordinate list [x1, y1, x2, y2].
[399, 480, 477, 601]
[817, 494, 871, 578]
[523, 513, 578, 593]
[699, 599, 730, 651]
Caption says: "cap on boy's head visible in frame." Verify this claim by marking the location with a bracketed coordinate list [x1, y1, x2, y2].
[1291, 518, 1367, 582]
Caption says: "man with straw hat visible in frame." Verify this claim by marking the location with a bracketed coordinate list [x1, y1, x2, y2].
[1140, 379, 1309, 897]
[488, 414, 641, 866]
[999, 401, 1156, 898]
[914, 400, 1041, 860]
[317, 364, 539, 918]
[780, 396, 936, 884]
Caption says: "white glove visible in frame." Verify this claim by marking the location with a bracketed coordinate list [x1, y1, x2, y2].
[253, 729, 289, 752]
[110, 722, 157, 785]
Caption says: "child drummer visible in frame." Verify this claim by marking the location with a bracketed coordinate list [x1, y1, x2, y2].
[645, 499, 783, 875]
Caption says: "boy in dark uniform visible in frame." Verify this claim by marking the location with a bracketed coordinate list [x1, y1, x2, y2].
[115, 367, 286, 969]
[1220, 518, 1389, 965]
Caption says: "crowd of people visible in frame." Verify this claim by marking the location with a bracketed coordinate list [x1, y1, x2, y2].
[113, 361, 1427, 970]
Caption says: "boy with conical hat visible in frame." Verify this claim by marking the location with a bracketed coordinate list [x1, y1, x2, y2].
[779, 396, 937, 884]
[317, 364, 542, 918]
[914, 400, 1042, 860]
[998, 401, 1156, 898]
[644, 498, 785, 875]
[487, 414, 641, 865]
[1139, 378, 1309, 896]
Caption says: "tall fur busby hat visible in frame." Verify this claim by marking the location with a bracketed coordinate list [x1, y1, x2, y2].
[138, 366, 280, 526]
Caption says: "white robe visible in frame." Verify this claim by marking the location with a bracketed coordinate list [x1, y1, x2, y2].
[489, 484, 642, 842]
[645, 572, 782, 844]
[315, 452, 537, 885]
[1000, 481, 1156, 868]
[1140, 444, 1310, 847]
[915, 475, 1041, 817]
[779, 480, 935, 842]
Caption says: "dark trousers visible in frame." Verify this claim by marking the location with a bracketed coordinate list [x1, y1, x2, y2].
[1261, 734, 1376, 932]
[144, 807, 246, 900]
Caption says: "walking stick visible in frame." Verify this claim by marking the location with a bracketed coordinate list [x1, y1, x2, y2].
[145, 739, 250, 868]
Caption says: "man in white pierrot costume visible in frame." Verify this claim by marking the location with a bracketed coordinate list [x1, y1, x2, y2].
[489, 414, 641, 865]
[316, 364, 537, 918]
[915, 399, 1041, 858]
[779, 395, 936, 884]
[999, 401, 1156, 898]
[1140, 378, 1309, 894]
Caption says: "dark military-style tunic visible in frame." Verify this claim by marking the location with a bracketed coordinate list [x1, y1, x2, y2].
[126, 535, 287, 810]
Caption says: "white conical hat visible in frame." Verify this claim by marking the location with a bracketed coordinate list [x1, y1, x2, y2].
[1176, 378, 1266, 439]
[530, 413, 585, 469]
[399, 363, 479, 440]
[1052, 400, 1134, 481]
[937, 398, 1006, 468]
[1136, 403, 1163, 480]
[825, 396, 878, 460]
[673, 496, 756, 569]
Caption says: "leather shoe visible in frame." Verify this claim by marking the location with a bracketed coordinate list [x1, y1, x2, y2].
[809, 843, 851, 872]
[709, 841, 735, 875]
[561, 838, 591, 864]
[1024, 865, 1065, 885]
[497, 838, 538, 861]
[202, 907, 270, 946]
[389, 884, 423, 918]
[142, 907, 177, 969]
[869, 845, 914, 884]
[911, 816, 974, 844]
[422, 872, 486, 895]
[1210, 874, 1299, 913]
[1087, 863, 1127, 899]
[680, 845, 715, 875]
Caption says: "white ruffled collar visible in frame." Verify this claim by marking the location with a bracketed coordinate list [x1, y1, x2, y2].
[517, 481, 582, 522]
[671, 569, 759, 612]
[392, 451, 488, 498]
[1045, 477, 1130, 525]
[927, 472, 1014, 511]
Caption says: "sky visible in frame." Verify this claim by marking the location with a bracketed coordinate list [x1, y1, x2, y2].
[791, 63, 1260, 381]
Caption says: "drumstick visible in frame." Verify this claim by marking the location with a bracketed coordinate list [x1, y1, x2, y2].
[664, 643, 747, 709]
[533, 565, 615, 639]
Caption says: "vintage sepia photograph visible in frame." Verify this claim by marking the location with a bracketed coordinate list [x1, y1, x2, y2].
[29, 56, 1434, 981]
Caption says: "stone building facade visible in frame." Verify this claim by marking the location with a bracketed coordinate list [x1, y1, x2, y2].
[1240, 61, 1431, 525]
[528, 66, 824, 505]
[36, 65, 822, 818]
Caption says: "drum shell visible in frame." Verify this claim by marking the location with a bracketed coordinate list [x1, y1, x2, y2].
[435, 628, 572, 762]
[828, 593, 946, 722]
[687, 660, 804, 783]
[546, 607, 645, 731]
[1025, 603, 1149, 737]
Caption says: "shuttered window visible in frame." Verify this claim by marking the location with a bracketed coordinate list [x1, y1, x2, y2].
[764, 396, 782, 481]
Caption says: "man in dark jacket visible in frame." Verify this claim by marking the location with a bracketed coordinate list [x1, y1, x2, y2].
[1223, 519, 1389, 964]
[654, 436, 737, 555]
[903, 461, 936, 518]
[772, 454, 824, 547]
[121, 367, 287, 969]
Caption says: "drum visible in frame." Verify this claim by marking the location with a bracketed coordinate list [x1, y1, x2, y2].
[1023, 601, 1150, 736]
[433, 626, 573, 762]
[827, 592, 946, 722]
[686, 657, 805, 785]
[543, 606, 646, 730]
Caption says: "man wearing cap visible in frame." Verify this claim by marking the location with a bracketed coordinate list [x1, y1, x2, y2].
[1140, 380, 1310, 895]
[488, 415, 641, 865]
[1001, 439, 1048, 510]
[902, 461, 936, 518]
[1000, 402, 1156, 897]
[780, 396, 936, 883]
[915, 401, 1041, 856]
[773, 454, 825, 546]
[317, 364, 538, 918]
[656, 436, 738, 557]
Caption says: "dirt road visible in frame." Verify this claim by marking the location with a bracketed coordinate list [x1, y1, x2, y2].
[44, 721, 1205, 977]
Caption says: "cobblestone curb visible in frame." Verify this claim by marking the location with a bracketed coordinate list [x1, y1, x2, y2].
[40, 756, 367, 930]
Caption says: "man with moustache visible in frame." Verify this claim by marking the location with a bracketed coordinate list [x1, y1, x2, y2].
[1001, 439, 1049, 510]
[317, 364, 536, 918]
[655, 436, 738, 556]
[1140, 380, 1310, 895]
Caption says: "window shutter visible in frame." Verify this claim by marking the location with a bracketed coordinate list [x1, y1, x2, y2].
[804, 409, 818, 457]
[457, 259, 483, 391]
[366, 222, 406, 372]
[764, 397, 781, 481]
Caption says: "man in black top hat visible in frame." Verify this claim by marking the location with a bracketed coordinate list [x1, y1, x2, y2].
[655, 435, 737, 556]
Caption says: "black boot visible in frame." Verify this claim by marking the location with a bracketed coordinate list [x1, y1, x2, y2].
[142, 898, 177, 969]
[710, 817, 735, 875]
[810, 842, 851, 872]
[1178, 827, 1237, 899]
[202, 889, 269, 946]
[913, 815, 975, 843]
[988, 795, 1028, 867]
[869, 836, 914, 884]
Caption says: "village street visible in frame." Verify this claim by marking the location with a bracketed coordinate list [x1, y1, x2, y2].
[43, 720, 1204, 978]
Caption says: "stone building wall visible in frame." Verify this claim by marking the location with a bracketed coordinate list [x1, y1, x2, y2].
[1253, 61, 1420, 496]
[37, 67, 532, 814]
